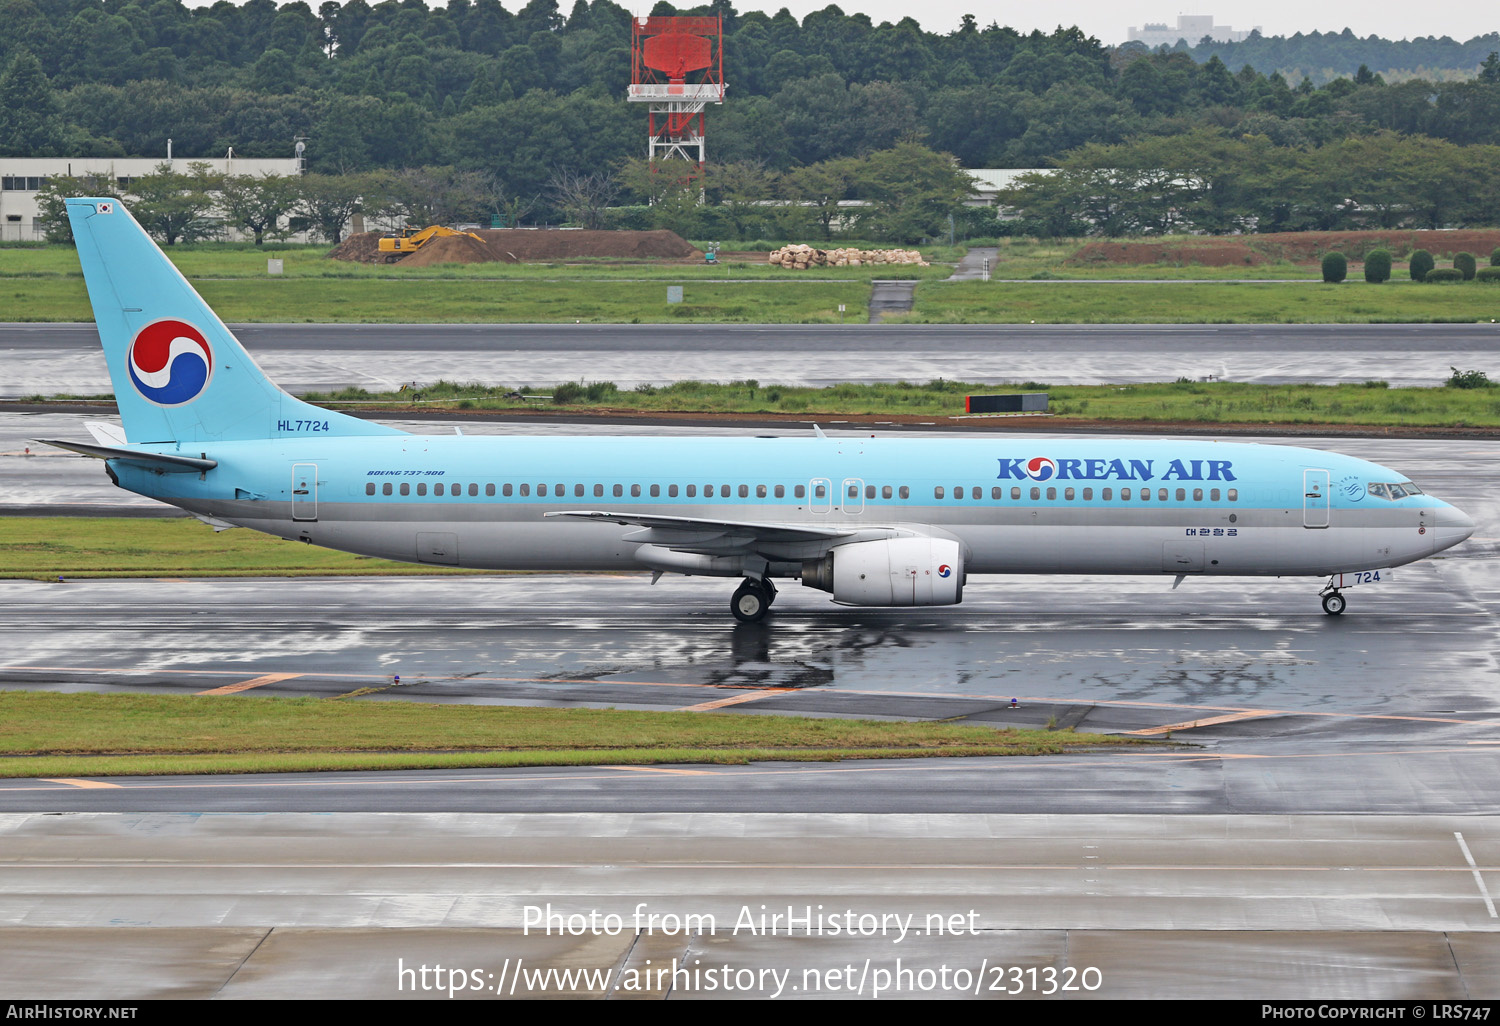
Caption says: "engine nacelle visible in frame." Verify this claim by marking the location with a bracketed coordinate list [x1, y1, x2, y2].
[802, 538, 964, 606]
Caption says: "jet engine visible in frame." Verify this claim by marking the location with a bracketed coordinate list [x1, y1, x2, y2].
[801, 538, 964, 606]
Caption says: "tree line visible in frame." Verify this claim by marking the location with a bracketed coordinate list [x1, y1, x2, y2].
[995, 130, 1500, 236]
[34, 141, 976, 245]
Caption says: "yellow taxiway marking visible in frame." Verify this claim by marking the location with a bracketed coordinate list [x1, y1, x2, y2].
[41, 779, 122, 789]
[603, 766, 717, 776]
[678, 689, 795, 712]
[196, 673, 304, 696]
[1126, 709, 1280, 736]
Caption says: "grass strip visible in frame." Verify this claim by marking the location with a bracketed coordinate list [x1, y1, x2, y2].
[0, 691, 1139, 777]
[0, 278, 870, 323]
[0, 517, 484, 579]
[295, 378, 1500, 428]
[901, 280, 1500, 324]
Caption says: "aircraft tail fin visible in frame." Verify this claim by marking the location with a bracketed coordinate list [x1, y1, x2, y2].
[65, 198, 402, 444]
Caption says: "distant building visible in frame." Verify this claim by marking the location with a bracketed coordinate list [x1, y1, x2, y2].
[1126, 15, 1260, 48]
[0, 154, 302, 242]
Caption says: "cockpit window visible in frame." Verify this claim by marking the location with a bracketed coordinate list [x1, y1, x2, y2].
[1368, 481, 1423, 500]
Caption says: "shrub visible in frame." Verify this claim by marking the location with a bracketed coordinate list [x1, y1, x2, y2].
[1454, 252, 1477, 280]
[1492, 247, 1500, 267]
[1363, 249, 1391, 283]
[1409, 249, 1435, 282]
[1446, 367, 1494, 389]
[551, 381, 584, 404]
[1424, 268, 1464, 283]
[1321, 251, 1347, 283]
[1477, 267, 1500, 283]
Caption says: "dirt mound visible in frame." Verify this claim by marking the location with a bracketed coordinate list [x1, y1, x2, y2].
[473, 228, 700, 261]
[397, 233, 507, 267]
[1069, 230, 1500, 267]
[326, 228, 701, 264]
[326, 232, 383, 262]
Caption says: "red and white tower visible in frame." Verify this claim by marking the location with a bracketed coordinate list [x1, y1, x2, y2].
[627, 15, 725, 189]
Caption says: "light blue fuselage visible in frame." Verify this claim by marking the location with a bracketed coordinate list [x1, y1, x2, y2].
[110, 435, 1470, 578]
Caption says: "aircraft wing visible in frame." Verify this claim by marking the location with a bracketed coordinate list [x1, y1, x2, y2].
[543, 509, 886, 557]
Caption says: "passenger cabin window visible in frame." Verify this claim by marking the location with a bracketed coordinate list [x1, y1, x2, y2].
[669, 485, 679, 497]
[1102, 488, 1112, 500]
[631, 484, 641, 497]
[651, 484, 661, 497]
[757, 485, 767, 498]
[1046, 487, 1056, 500]
[687, 485, 697, 497]
[934, 486, 945, 499]
[471, 484, 480, 497]
[518, 484, 528, 496]
[1065, 487, 1075, 500]
[366, 483, 375, 495]
[613, 484, 623, 497]
[1011, 487, 1021, 500]
[594, 484, 604, 497]
[1030, 487, 1040, 500]
[574, 484, 584, 497]
[953, 485, 963, 500]
[1210, 489, 1220, 501]
[487, 484, 496, 497]
[795, 485, 806, 499]
[741, 485, 751, 498]
[885, 486, 895, 500]
[538, 484, 548, 497]
[1158, 488, 1168, 501]
[1082, 488, 1092, 500]
[1176, 488, 1186, 501]
[400, 483, 410, 496]
[774, 485, 785, 498]
[503, 484, 513, 497]
[436, 483, 445, 496]
[1228, 489, 1238, 501]
[971, 487, 981, 500]
[1193, 488, 1202, 501]
[866, 485, 876, 500]
[382, 483, 392, 496]
[1120, 488, 1130, 501]
[899, 486, 910, 499]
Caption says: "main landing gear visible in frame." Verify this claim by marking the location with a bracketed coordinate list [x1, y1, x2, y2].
[730, 577, 777, 623]
[1321, 590, 1346, 616]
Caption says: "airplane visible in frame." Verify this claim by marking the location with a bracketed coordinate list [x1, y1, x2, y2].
[41, 198, 1475, 622]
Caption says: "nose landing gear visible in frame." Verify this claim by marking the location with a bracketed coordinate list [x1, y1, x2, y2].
[730, 577, 777, 623]
[1320, 590, 1346, 616]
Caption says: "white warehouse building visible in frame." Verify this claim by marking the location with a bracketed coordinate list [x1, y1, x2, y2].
[0, 154, 302, 242]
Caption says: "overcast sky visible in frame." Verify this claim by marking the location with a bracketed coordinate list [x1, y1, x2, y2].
[716, 3, 1496, 43]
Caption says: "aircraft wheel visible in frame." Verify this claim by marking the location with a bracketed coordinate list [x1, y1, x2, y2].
[731, 580, 771, 623]
[1321, 591, 1346, 616]
[762, 578, 778, 606]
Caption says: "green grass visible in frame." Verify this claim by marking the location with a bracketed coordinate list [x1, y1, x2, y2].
[900, 280, 1500, 323]
[0, 516, 485, 579]
[0, 691, 1140, 777]
[2, 276, 870, 323]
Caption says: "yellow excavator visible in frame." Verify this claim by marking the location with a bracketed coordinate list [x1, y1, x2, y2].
[378, 225, 484, 262]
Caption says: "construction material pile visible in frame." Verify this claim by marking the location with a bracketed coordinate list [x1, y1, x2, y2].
[767, 244, 928, 269]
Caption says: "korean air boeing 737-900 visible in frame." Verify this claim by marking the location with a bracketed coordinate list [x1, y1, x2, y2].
[42, 198, 1475, 621]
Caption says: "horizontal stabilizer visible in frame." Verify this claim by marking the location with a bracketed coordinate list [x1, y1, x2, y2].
[36, 438, 217, 473]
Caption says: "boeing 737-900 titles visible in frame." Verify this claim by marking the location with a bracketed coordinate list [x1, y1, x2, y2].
[41, 199, 1475, 621]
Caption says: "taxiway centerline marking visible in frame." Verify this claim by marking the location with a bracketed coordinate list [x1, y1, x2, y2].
[39, 778, 122, 789]
[1125, 709, 1279, 736]
[678, 689, 795, 712]
[196, 673, 304, 696]
[1455, 831, 1498, 918]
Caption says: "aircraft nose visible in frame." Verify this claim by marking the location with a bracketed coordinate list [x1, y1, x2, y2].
[1431, 504, 1475, 553]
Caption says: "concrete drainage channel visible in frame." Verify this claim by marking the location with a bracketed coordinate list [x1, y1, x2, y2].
[867, 280, 917, 322]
